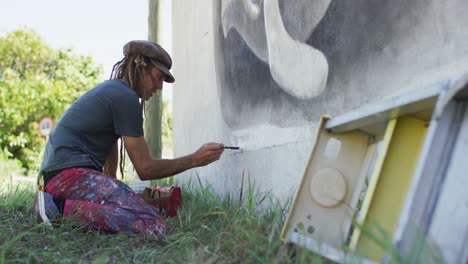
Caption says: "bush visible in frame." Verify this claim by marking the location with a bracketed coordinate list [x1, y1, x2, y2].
[0, 29, 103, 172]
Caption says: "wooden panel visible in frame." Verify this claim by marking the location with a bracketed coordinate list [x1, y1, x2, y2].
[326, 82, 441, 135]
[349, 119, 397, 250]
[428, 103, 468, 264]
[353, 116, 428, 261]
[392, 101, 461, 262]
[281, 116, 372, 251]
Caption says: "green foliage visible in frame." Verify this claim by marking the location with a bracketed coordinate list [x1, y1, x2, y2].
[0, 29, 103, 172]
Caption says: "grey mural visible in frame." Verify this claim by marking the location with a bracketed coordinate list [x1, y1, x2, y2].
[213, 0, 468, 130]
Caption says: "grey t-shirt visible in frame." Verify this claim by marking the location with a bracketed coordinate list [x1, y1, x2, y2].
[38, 80, 143, 178]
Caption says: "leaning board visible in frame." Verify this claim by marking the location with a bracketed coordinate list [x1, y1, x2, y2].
[281, 116, 375, 261]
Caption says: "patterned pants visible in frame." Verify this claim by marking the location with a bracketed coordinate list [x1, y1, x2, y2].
[45, 167, 165, 236]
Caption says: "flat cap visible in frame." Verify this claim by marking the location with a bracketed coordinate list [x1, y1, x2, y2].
[123, 40, 175, 83]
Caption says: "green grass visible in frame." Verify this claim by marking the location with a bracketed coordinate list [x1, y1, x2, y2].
[0, 158, 441, 264]
[0, 177, 325, 264]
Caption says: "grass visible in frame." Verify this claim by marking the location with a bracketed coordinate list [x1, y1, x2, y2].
[0, 176, 326, 264]
[0, 159, 440, 264]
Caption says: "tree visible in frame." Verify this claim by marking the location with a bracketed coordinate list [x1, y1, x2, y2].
[144, 0, 163, 160]
[0, 29, 103, 173]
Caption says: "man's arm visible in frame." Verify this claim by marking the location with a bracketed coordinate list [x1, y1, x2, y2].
[123, 136, 224, 181]
[103, 142, 118, 178]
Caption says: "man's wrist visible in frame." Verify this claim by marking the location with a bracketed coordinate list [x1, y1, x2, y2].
[188, 153, 198, 168]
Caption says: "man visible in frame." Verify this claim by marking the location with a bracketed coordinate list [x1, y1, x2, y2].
[34, 40, 224, 235]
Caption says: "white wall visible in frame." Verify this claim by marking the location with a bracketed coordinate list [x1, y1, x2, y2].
[171, 0, 468, 202]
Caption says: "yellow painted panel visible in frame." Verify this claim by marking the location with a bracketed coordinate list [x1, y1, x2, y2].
[349, 119, 397, 250]
[355, 116, 428, 261]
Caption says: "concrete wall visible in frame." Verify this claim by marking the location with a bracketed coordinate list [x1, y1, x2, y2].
[171, 0, 468, 202]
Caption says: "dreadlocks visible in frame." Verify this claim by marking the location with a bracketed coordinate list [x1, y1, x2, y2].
[109, 54, 151, 179]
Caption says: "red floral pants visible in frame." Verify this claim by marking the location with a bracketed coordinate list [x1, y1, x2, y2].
[45, 167, 165, 236]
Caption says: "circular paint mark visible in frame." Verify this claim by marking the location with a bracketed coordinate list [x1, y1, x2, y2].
[310, 168, 347, 207]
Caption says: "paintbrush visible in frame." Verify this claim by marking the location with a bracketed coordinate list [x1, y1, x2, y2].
[223, 146, 240, 150]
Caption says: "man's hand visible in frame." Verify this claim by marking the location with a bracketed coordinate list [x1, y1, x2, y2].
[191, 142, 224, 167]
